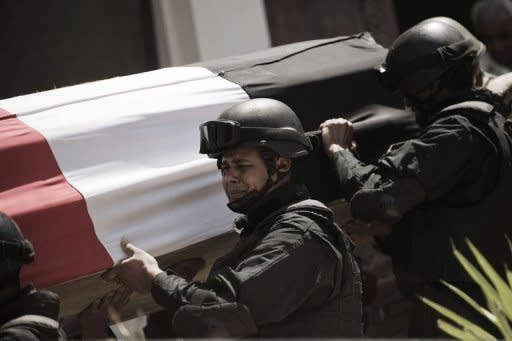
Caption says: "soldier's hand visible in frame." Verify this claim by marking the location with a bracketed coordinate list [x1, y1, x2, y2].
[320, 118, 354, 156]
[104, 239, 163, 293]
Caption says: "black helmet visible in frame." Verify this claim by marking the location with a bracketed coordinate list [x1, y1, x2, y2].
[378, 17, 485, 94]
[199, 98, 313, 158]
[0, 212, 35, 280]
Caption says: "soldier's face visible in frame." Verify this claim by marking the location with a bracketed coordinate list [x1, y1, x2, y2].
[220, 146, 271, 203]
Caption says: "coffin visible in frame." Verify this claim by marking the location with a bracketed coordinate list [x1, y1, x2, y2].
[0, 33, 418, 320]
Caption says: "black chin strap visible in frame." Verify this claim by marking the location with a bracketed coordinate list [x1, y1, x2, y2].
[406, 82, 446, 126]
[227, 175, 275, 214]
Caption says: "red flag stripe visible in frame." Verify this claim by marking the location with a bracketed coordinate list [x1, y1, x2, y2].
[0, 108, 112, 288]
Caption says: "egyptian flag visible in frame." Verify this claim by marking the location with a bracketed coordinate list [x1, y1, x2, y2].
[0, 33, 415, 290]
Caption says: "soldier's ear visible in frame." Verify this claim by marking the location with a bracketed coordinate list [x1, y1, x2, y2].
[275, 157, 291, 173]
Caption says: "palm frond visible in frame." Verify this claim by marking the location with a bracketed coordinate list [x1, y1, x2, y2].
[421, 238, 512, 340]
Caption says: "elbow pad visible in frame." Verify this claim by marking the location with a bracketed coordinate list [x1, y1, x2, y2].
[351, 178, 426, 224]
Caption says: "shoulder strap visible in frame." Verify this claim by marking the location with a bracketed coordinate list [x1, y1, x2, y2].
[439, 100, 511, 160]
[249, 199, 328, 232]
[279, 200, 356, 303]
[438, 100, 512, 206]
[439, 100, 494, 115]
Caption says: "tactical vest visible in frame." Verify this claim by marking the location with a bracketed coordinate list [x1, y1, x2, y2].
[207, 199, 363, 338]
[398, 100, 512, 283]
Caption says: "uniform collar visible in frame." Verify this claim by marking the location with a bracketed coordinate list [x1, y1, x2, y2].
[422, 87, 507, 126]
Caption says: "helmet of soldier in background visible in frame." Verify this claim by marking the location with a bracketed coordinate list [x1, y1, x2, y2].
[0, 212, 35, 283]
[377, 17, 485, 97]
[199, 98, 313, 159]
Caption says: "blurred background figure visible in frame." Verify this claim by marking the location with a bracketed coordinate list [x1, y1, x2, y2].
[471, 0, 512, 75]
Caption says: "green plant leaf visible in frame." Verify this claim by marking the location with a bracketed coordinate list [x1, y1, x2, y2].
[453, 248, 499, 306]
[466, 239, 512, 321]
[506, 266, 512, 290]
[427, 240, 512, 340]
[437, 319, 480, 341]
[421, 296, 497, 340]
[494, 309, 512, 340]
[441, 280, 497, 324]
[484, 298, 512, 340]
[487, 296, 512, 340]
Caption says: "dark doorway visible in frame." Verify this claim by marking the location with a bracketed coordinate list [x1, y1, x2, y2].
[0, 0, 157, 99]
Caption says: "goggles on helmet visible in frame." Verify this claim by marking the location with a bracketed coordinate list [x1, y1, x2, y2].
[199, 119, 311, 157]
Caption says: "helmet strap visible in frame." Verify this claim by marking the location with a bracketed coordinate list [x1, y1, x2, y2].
[406, 81, 446, 126]
[227, 177, 274, 214]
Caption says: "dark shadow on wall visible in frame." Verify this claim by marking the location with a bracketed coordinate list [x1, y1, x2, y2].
[0, 0, 157, 100]
[263, 0, 481, 49]
[394, 0, 478, 32]
[263, 0, 399, 48]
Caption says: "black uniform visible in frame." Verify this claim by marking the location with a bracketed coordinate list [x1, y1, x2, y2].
[0, 285, 65, 340]
[331, 90, 512, 337]
[149, 183, 362, 338]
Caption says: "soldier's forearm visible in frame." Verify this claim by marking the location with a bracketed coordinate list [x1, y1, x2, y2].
[151, 272, 228, 313]
[331, 149, 377, 199]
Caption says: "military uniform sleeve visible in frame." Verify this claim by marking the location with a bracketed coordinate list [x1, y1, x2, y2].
[333, 115, 494, 223]
[151, 216, 338, 326]
[151, 271, 229, 314]
[330, 149, 378, 200]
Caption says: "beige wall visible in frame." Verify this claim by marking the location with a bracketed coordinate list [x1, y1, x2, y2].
[151, 0, 271, 66]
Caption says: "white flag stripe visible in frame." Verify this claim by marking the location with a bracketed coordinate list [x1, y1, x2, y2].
[0, 67, 249, 262]
[0, 67, 217, 116]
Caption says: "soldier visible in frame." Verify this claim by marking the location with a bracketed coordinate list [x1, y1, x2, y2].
[107, 98, 363, 338]
[321, 17, 512, 337]
[0, 211, 131, 340]
[0, 212, 65, 340]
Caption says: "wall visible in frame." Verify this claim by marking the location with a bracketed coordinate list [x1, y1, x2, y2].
[151, 0, 271, 66]
[263, 0, 399, 47]
[0, 0, 157, 99]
